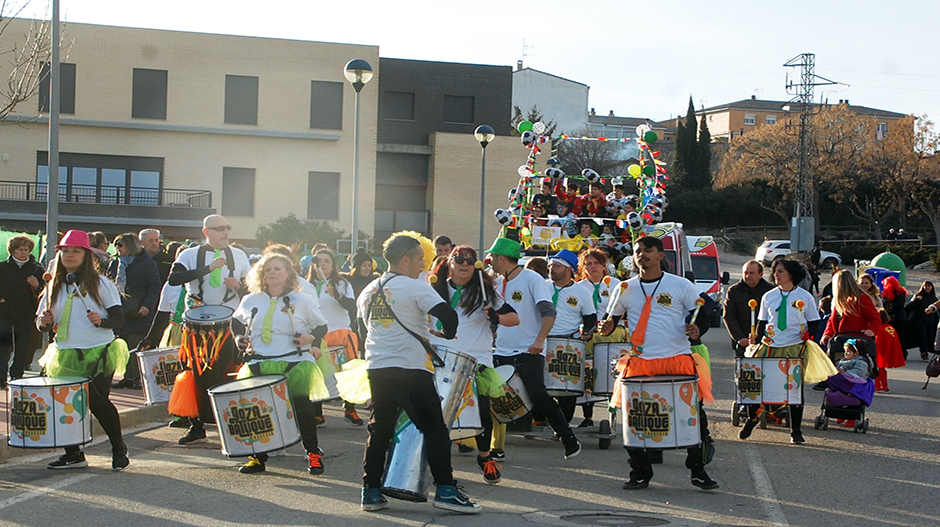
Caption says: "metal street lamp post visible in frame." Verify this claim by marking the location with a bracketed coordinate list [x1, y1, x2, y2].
[474, 125, 495, 255]
[344, 59, 373, 256]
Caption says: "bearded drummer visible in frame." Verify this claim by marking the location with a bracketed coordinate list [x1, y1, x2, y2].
[599, 236, 719, 491]
[167, 215, 250, 445]
[428, 245, 519, 485]
[357, 234, 480, 513]
[231, 253, 329, 475]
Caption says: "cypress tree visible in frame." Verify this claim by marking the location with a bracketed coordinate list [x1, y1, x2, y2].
[672, 96, 698, 191]
[697, 110, 712, 188]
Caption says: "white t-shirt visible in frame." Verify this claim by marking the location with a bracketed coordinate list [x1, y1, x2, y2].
[608, 272, 699, 360]
[429, 281, 506, 368]
[357, 273, 447, 372]
[174, 245, 251, 309]
[579, 277, 620, 320]
[234, 291, 327, 363]
[298, 277, 324, 310]
[308, 278, 354, 332]
[549, 280, 595, 336]
[38, 276, 122, 350]
[494, 268, 555, 356]
[758, 287, 820, 347]
[157, 282, 183, 313]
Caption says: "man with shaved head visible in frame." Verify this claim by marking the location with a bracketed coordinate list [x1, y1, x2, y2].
[167, 214, 250, 445]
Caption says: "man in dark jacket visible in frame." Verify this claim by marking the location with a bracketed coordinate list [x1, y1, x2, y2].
[139, 228, 173, 283]
[723, 260, 774, 357]
[0, 235, 46, 385]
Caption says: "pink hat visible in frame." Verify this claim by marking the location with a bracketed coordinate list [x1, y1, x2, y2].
[55, 230, 92, 250]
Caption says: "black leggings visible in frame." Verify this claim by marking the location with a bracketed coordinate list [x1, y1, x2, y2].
[66, 372, 123, 453]
[474, 395, 494, 453]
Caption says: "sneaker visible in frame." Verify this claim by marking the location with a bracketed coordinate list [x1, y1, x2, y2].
[361, 485, 389, 511]
[344, 410, 364, 426]
[577, 419, 594, 428]
[623, 476, 650, 490]
[307, 452, 324, 475]
[456, 441, 475, 454]
[922, 352, 930, 361]
[844, 420, 856, 428]
[562, 436, 581, 459]
[490, 450, 506, 461]
[691, 470, 719, 490]
[48, 451, 88, 469]
[812, 381, 828, 391]
[739, 419, 758, 440]
[433, 482, 481, 514]
[478, 456, 501, 485]
[532, 419, 546, 427]
[178, 428, 207, 445]
[315, 415, 326, 426]
[239, 456, 266, 474]
[111, 444, 130, 471]
[790, 431, 805, 444]
[168, 416, 191, 428]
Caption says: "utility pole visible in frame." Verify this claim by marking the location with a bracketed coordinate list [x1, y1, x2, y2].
[783, 53, 840, 253]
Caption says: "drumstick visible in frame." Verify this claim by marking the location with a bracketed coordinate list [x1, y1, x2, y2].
[690, 297, 706, 324]
[282, 296, 303, 354]
[605, 282, 629, 322]
[65, 273, 92, 313]
[42, 272, 55, 340]
[474, 260, 487, 304]
[748, 299, 758, 338]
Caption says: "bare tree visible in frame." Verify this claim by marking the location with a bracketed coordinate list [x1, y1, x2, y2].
[555, 129, 630, 178]
[0, 2, 60, 121]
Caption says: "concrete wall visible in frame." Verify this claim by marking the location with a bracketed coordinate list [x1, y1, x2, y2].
[512, 68, 589, 135]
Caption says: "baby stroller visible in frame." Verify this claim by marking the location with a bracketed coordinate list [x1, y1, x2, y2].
[814, 334, 877, 434]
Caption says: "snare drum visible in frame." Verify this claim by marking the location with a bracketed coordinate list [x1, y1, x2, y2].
[490, 365, 534, 423]
[592, 342, 631, 397]
[208, 374, 301, 457]
[137, 347, 183, 405]
[735, 357, 803, 405]
[432, 346, 477, 428]
[381, 412, 433, 502]
[8, 377, 92, 449]
[313, 345, 353, 402]
[450, 380, 483, 440]
[183, 304, 234, 332]
[576, 358, 607, 405]
[543, 337, 584, 396]
[621, 375, 700, 450]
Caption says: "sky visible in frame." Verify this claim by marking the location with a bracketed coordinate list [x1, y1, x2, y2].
[19, 0, 940, 122]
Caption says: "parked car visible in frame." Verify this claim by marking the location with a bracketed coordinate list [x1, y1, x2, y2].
[755, 240, 841, 269]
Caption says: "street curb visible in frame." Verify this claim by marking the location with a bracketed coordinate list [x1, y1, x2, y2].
[0, 402, 167, 463]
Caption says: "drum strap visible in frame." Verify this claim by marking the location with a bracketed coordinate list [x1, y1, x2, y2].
[243, 350, 305, 362]
[246, 361, 300, 377]
[369, 274, 445, 368]
[195, 245, 237, 304]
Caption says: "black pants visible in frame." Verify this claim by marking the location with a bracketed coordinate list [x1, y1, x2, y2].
[118, 331, 147, 382]
[494, 353, 574, 441]
[627, 406, 709, 480]
[474, 395, 494, 453]
[362, 367, 453, 488]
[558, 396, 577, 423]
[0, 317, 38, 382]
[65, 372, 123, 453]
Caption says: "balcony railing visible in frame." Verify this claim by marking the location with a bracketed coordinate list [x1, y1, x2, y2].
[0, 181, 212, 208]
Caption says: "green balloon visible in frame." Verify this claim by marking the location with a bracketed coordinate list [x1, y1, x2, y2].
[517, 120, 533, 133]
[644, 131, 658, 143]
[643, 165, 655, 176]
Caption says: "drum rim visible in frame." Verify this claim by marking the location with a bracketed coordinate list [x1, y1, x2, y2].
[137, 347, 181, 356]
[183, 304, 235, 322]
[8, 376, 91, 387]
[622, 374, 699, 383]
[208, 373, 288, 394]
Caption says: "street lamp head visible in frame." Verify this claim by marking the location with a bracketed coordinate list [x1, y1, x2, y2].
[344, 59, 374, 92]
[474, 125, 495, 147]
[781, 105, 791, 112]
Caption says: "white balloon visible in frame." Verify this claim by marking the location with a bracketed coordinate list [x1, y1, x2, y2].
[518, 165, 530, 177]
[533, 122, 546, 134]
[636, 124, 651, 137]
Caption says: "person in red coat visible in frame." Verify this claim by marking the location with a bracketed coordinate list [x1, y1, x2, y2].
[873, 309, 906, 392]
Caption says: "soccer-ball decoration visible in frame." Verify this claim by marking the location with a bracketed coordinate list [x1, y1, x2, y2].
[508, 188, 522, 202]
[494, 208, 513, 226]
[532, 121, 546, 134]
[521, 130, 538, 146]
[581, 168, 600, 183]
[606, 201, 624, 216]
[544, 167, 565, 182]
[659, 195, 669, 209]
[626, 211, 643, 230]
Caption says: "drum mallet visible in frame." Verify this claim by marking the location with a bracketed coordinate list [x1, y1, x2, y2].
[748, 299, 758, 340]
[690, 297, 706, 325]
[42, 271, 54, 341]
[65, 273, 92, 313]
[474, 260, 487, 304]
[282, 296, 303, 353]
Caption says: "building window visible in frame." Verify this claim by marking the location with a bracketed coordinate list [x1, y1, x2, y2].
[382, 91, 415, 120]
[744, 114, 756, 126]
[443, 95, 474, 124]
[309, 80, 343, 130]
[765, 114, 777, 125]
[224, 75, 258, 125]
[132, 68, 168, 119]
[222, 167, 255, 216]
[36, 151, 164, 205]
[38, 62, 76, 114]
[307, 171, 340, 220]
[877, 122, 888, 140]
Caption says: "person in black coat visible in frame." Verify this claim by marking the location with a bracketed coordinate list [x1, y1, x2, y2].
[0, 235, 45, 385]
[909, 281, 939, 361]
[107, 233, 161, 389]
[723, 260, 774, 357]
[139, 228, 174, 283]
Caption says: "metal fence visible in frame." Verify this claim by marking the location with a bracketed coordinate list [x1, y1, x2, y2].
[0, 180, 212, 208]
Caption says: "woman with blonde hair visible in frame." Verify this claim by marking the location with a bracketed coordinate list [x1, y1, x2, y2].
[821, 271, 881, 348]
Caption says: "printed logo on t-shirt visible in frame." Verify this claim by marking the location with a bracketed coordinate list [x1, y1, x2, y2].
[511, 290, 523, 302]
[601, 289, 609, 297]
[368, 290, 395, 328]
[656, 293, 672, 307]
[566, 296, 578, 307]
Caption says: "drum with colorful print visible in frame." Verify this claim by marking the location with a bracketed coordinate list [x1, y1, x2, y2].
[621, 375, 700, 450]
[576, 357, 608, 405]
[592, 342, 632, 397]
[137, 347, 184, 405]
[8, 377, 91, 449]
[735, 357, 803, 405]
[313, 345, 354, 402]
[449, 380, 483, 440]
[432, 346, 477, 428]
[543, 337, 585, 396]
[208, 374, 301, 457]
[490, 365, 534, 423]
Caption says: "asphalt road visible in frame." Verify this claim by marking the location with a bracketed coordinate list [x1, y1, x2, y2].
[1, 270, 938, 526]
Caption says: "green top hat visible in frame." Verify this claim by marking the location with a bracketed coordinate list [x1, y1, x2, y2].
[486, 237, 521, 259]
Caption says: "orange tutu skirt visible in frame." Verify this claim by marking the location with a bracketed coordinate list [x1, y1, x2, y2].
[167, 370, 200, 418]
[610, 353, 714, 408]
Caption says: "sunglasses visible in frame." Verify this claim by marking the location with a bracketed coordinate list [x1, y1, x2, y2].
[451, 256, 477, 265]
[207, 225, 232, 232]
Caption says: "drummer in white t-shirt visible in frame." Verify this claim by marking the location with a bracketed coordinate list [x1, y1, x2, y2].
[356, 234, 480, 513]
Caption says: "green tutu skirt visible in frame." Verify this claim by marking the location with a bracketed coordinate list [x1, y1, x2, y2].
[236, 360, 329, 401]
[39, 339, 130, 379]
[475, 364, 506, 398]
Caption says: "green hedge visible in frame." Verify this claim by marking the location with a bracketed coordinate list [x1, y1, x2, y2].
[825, 243, 934, 268]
